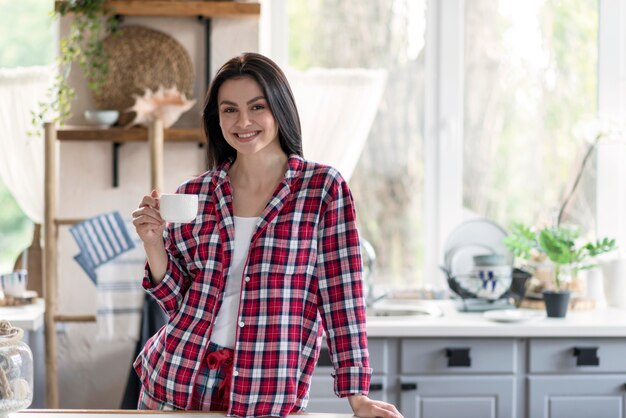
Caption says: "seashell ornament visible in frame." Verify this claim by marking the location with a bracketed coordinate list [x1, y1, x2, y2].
[127, 86, 196, 128]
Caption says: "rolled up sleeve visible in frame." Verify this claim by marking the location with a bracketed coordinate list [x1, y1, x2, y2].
[316, 171, 372, 397]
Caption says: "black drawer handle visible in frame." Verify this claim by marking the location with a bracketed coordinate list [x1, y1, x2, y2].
[401, 382, 417, 391]
[573, 347, 599, 366]
[370, 383, 384, 391]
[446, 348, 471, 367]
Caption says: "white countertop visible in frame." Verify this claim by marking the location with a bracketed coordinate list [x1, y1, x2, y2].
[0, 299, 45, 331]
[14, 410, 355, 418]
[366, 300, 626, 338]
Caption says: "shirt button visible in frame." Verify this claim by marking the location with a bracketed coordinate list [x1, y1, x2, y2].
[233, 370, 239, 377]
[244, 276, 250, 283]
[239, 321, 245, 328]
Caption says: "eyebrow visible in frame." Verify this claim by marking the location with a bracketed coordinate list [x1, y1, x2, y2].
[219, 96, 266, 107]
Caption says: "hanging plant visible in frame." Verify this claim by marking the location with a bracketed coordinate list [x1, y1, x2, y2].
[31, 0, 119, 131]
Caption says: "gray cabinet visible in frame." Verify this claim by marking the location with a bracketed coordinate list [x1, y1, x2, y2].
[527, 338, 626, 418]
[528, 375, 626, 418]
[400, 338, 519, 418]
[400, 376, 516, 418]
[306, 339, 390, 414]
[308, 335, 626, 417]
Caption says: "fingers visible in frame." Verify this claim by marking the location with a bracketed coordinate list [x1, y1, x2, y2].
[132, 205, 164, 225]
[140, 190, 160, 209]
[375, 402, 403, 418]
[369, 404, 400, 418]
[361, 401, 403, 418]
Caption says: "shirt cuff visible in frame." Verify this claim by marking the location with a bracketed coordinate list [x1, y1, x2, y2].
[332, 366, 372, 397]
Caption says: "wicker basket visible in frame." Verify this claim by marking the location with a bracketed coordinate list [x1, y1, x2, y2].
[93, 26, 194, 125]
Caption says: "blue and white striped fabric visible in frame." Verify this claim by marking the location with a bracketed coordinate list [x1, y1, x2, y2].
[70, 211, 135, 284]
[95, 234, 145, 341]
[69, 212, 145, 340]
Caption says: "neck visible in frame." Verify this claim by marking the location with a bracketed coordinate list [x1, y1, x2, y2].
[230, 146, 289, 189]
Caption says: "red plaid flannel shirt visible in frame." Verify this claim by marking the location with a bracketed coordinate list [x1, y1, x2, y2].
[134, 154, 371, 417]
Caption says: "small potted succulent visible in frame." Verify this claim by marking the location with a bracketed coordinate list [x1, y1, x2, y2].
[504, 223, 616, 317]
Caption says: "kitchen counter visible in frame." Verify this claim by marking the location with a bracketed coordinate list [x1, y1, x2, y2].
[365, 300, 626, 337]
[15, 410, 355, 418]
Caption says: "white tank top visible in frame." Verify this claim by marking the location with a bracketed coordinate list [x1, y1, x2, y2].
[210, 216, 258, 348]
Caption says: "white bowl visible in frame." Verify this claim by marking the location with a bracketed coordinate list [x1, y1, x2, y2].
[84, 109, 119, 127]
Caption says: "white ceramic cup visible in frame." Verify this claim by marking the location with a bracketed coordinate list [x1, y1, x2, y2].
[159, 194, 199, 223]
[0, 270, 28, 298]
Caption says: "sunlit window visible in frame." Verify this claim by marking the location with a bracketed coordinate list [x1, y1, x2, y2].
[288, 0, 428, 290]
[0, 0, 55, 272]
[463, 0, 599, 232]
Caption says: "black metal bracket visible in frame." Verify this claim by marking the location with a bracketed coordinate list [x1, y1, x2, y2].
[573, 347, 599, 366]
[446, 348, 471, 367]
[112, 142, 123, 188]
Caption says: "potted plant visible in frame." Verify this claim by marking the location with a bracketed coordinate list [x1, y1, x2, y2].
[504, 223, 616, 317]
[32, 0, 119, 130]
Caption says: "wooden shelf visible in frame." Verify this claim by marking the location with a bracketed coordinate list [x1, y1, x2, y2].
[56, 1, 260, 18]
[57, 126, 204, 143]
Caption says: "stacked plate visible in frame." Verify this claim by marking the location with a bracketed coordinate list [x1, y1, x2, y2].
[442, 219, 514, 301]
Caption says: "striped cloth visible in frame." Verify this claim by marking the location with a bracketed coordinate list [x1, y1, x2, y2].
[70, 212, 144, 340]
[95, 234, 145, 341]
[70, 211, 135, 284]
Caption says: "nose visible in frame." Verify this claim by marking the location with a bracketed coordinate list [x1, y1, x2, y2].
[236, 110, 252, 128]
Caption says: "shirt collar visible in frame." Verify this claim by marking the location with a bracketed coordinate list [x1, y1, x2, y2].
[213, 154, 304, 187]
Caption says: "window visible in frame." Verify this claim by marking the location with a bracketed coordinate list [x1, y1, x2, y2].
[0, 0, 55, 272]
[463, 0, 599, 231]
[288, 0, 428, 290]
[268, 0, 624, 290]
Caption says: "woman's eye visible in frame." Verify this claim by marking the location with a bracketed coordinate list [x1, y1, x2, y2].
[222, 107, 236, 114]
[251, 104, 265, 111]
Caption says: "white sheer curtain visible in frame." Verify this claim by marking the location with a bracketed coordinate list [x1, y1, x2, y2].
[0, 65, 55, 224]
[287, 68, 387, 181]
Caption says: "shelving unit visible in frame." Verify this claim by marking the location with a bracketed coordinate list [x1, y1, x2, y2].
[44, 120, 176, 409]
[56, 1, 261, 17]
[44, 1, 260, 409]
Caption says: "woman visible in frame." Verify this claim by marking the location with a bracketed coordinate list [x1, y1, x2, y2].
[131, 52, 402, 418]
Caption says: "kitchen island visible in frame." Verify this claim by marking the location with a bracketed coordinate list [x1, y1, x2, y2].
[309, 300, 626, 418]
[365, 299, 626, 337]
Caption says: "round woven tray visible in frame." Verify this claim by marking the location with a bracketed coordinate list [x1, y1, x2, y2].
[93, 26, 194, 124]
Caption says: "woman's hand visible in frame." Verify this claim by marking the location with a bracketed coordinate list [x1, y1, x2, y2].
[348, 395, 403, 418]
[132, 190, 168, 284]
[132, 190, 166, 246]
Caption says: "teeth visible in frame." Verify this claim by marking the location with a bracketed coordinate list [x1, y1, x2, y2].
[237, 132, 257, 139]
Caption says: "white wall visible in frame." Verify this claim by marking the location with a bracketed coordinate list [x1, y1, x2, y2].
[56, 13, 258, 408]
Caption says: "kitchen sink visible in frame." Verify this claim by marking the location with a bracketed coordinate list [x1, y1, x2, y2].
[367, 301, 443, 318]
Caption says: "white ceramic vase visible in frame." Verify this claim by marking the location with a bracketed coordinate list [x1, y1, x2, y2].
[582, 267, 606, 309]
[600, 258, 626, 308]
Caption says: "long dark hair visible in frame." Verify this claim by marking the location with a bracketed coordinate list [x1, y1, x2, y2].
[203, 52, 303, 168]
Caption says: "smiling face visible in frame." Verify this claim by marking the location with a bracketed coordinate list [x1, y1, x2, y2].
[217, 76, 280, 157]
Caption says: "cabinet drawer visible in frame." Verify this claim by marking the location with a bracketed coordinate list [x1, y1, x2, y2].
[401, 338, 518, 374]
[529, 338, 626, 373]
[317, 338, 387, 373]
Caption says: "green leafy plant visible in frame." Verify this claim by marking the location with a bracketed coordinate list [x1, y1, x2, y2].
[32, 0, 118, 131]
[505, 223, 617, 290]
